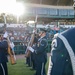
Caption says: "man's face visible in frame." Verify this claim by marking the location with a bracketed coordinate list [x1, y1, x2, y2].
[39, 31, 43, 37]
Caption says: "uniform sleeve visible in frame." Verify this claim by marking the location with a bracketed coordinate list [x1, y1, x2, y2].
[35, 39, 48, 54]
[51, 38, 58, 64]
[0, 41, 8, 48]
[48, 38, 60, 75]
[49, 37, 67, 75]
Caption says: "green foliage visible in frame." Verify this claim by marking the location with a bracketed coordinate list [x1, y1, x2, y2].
[8, 58, 49, 75]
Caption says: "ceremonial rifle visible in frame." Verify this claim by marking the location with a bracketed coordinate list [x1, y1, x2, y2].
[25, 16, 38, 57]
[3, 13, 16, 65]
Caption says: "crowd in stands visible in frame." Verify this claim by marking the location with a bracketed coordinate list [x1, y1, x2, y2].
[6, 25, 67, 42]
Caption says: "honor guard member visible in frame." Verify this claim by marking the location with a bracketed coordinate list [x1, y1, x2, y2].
[30, 35, 38, 70]
[0, 32, 9, 75]
[28, 28, 48, 75]
[47, 28, 75, 75]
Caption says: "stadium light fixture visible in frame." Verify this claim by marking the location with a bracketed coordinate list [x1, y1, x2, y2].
[14, 2, 25, 17]
[14, 2, 25, 23]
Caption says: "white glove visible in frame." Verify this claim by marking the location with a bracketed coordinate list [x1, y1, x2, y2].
[28, 46, 34, 53]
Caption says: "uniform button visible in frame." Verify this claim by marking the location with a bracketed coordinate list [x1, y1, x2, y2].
[61, 54, 64, 57]
[66, 59, 68, 61]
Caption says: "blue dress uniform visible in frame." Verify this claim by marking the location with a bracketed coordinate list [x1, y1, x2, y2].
[28, 28, 48, 75]
[31, 36, 38, 70]
[34, 36, 48, 75]
[0, 39, 8, 75]
[48, 28, 75, 75]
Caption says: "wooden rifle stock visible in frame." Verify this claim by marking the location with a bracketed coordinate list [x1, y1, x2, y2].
[25, 34, 35, 57]
[3, 15, 16, 65]
[8, 43, 16, 65]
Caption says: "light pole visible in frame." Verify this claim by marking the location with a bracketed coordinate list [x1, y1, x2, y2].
[35, 15, 38, 28]
[2, 13, 7, 30]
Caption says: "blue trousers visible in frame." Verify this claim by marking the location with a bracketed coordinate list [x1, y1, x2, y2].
[35, 59, 47, 75]
[0, 62, 8, 75]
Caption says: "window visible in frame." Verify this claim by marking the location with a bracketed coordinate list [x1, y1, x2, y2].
[50, 9, 57, 15]
[68, 9, 74, 15]
[59, 9, 68, 16]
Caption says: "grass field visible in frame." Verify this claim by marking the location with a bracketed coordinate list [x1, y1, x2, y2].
[8, 58, 49, 75]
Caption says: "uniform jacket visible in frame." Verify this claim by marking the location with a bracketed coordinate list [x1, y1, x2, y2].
[0, 39, 8, 63]
[49, 28, 75, 75]
[33, 36, 48, 62]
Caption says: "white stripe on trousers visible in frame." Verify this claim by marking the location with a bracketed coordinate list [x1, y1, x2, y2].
[41, 63, 44, 75]
[47, 57, 51, 75]
[0, 63, 5, 75]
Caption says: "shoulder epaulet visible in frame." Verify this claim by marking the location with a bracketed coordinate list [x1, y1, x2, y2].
[40, 38, 48, 48]
[53, 33, 59, 39]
